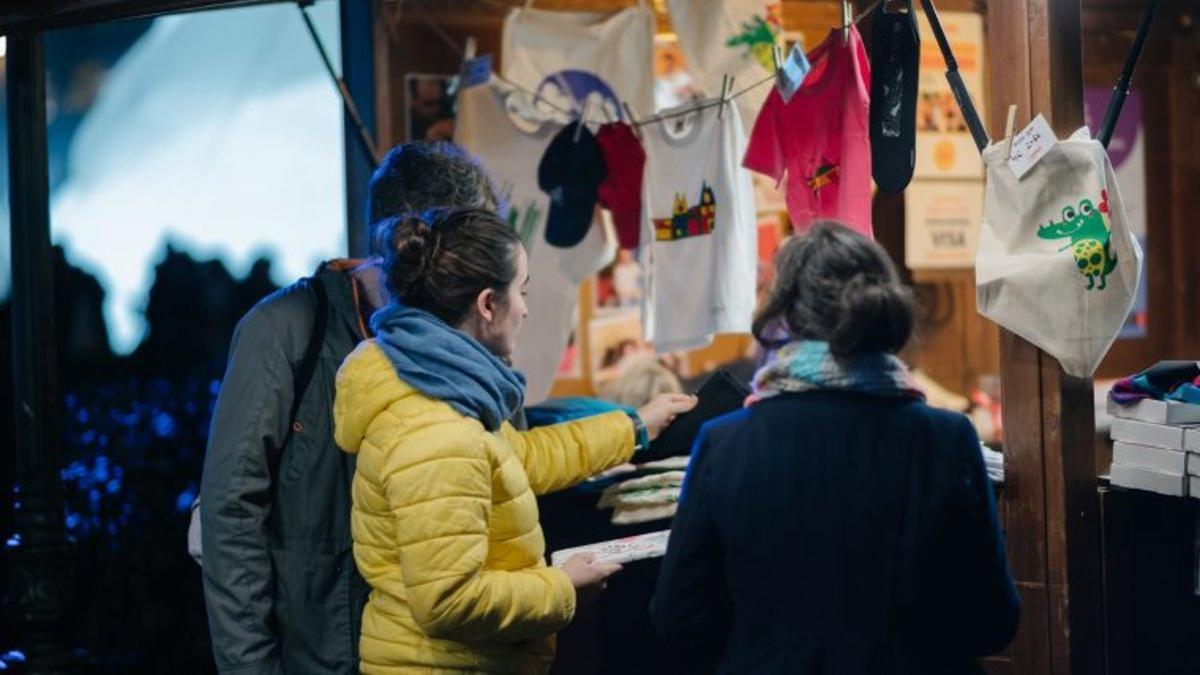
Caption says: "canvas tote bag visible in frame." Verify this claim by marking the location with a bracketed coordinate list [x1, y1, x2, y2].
[501, 2, 655, 120]
[976, 125, 1143, 378]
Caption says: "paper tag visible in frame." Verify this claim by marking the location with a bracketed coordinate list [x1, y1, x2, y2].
[1007, 113, 1058, 179]
[460, 54, 493, 90]
[777, 44, 811, 103]
[550, 530, 671, 567]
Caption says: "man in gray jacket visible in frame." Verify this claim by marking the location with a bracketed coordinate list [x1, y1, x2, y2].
[200, 142, 500, 675]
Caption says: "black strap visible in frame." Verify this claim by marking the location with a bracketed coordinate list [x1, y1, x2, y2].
[919, 0, 990, 152]
[1098, 0, 1164, 148]
[283, 275, 329, 446]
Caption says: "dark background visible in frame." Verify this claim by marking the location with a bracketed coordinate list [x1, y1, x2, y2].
[0, 18, 291, 672]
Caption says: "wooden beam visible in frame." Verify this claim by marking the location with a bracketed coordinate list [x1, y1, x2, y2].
[986, 0, 1106, 673]
[1168, 15, 1200, 359]
[341, 0, 377, 257]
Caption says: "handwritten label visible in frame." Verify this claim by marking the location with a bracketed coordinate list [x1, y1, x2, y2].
[1007, 113, 1058, 179]
[460, 54, 493, 90]
[551, 530, 671, 567]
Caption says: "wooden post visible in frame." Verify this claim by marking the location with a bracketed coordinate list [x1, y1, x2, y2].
[3, 31, 79, 672]
[341, 0, 377, 258]
[985, 1, 1106, 673]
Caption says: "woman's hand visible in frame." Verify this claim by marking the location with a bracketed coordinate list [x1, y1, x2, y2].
[561, 553, 623, 607]
[637, 393, 699, 441]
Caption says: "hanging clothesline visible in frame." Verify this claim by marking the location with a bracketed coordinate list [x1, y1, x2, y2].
[415, 0, 885, 131]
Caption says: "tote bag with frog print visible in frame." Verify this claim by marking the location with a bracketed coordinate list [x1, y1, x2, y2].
[976, 126, 1143, 378]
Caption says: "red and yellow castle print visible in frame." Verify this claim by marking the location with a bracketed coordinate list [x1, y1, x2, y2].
[653, 183, 717, 242]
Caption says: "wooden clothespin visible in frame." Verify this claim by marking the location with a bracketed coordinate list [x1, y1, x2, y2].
[574, 99, 591, 142]
[622, 101, 643, 139]
[842, 0, 852, 44]
[717, 75, 731, 119]
[1003, 103, 1018, 158]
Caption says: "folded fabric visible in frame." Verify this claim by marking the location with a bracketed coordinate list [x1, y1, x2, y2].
[610, 487, 681, 507]
[636, 455, 690, 471]
[1110, 361, 1200, 404]
[1167, 382, 1200, 404]
[981, 443, 1004, 485]
[612, 502, 678, 525]
[525, 396, 634, 427]
[598, 471, 686, 509]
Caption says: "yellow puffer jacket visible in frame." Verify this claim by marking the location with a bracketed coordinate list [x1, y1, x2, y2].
[334, 341, 636, 674]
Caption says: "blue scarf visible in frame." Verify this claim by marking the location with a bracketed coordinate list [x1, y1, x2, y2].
[370, 303, 526, 432]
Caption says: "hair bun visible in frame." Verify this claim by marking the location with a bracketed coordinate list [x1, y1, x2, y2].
[829, 275, 914, 358]
[380, 214, 436, 302]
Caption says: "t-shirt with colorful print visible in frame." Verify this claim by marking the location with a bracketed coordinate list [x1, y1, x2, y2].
[640, 100, 757, 353]
[742, 26, 873, 237]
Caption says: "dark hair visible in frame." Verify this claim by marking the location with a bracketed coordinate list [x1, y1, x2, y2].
[753, 221, 914, 358]
[379, 208, 522, 326]
[367, 142, 500, 254]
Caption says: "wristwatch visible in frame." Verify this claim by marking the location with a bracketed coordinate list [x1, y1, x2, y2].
[627, 411, 650, 454]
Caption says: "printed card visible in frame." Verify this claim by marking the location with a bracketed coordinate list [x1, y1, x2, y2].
[550, 530, 671, 567]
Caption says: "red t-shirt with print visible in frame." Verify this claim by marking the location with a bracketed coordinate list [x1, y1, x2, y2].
[743, 26, 872, 237]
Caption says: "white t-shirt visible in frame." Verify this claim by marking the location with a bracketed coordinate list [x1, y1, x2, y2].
[455, 79, 615, 404]
[641, 101, 757, 352]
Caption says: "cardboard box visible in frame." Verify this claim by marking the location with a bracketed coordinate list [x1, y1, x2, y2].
[1186, 428, 1200, 452]
[1111, 418, 1196, 450]
[1107, 397, 1200, 425]
[1113, 441, 1187, 474]
[1110, 463, 1187, 497]
[1191, 476, 1200, 499]
[1188, 453, 1200, 477]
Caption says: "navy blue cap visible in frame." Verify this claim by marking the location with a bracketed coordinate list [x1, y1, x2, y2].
[537, 121, 607, 248]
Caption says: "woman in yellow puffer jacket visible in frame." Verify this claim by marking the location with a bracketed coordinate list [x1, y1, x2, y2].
[334, 208, 696, 674]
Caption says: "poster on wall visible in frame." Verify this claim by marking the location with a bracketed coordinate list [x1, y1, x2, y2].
[405, 73, 457, 142]
[589, 309, 647, 385]
[557, 313, 583, 380]
[654, 33, 703, 112]
[1085, 87, 1147, 338]
[904, 180, 984, 270]
[914, 11, 984, 179]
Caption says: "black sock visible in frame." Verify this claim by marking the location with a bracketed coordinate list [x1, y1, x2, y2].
[869, 0, 920, 193]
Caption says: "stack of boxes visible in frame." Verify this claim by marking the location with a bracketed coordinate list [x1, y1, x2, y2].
[1108, 397, 1200, 497]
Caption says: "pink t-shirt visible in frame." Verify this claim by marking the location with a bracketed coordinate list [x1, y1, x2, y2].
[743, 27, 873, 237]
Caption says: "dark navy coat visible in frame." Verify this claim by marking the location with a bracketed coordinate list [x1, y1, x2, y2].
[651, 391, 1020, 674]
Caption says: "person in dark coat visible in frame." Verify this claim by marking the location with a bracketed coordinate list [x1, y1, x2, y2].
[199, 142, 501, 675]
[650, 222, 1019, 674]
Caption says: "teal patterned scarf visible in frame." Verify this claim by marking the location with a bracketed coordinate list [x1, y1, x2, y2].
[750, 341, 924, 403]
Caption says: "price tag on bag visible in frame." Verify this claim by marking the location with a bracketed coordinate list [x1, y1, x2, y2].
[460, 54, 493, 90]
[1007, 113, 1058, 179]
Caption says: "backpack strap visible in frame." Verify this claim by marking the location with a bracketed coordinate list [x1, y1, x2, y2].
[283, 274, 330, 445]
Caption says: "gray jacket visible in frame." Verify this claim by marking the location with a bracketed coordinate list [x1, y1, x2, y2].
[201, 264, 370, 675]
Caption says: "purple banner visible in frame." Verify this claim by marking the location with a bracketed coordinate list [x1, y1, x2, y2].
[1084, 87, 1140, 168]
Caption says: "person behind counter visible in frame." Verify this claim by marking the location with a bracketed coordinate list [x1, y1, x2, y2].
[651, 221, 1020, 673]
[333, 207, 696, 674]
